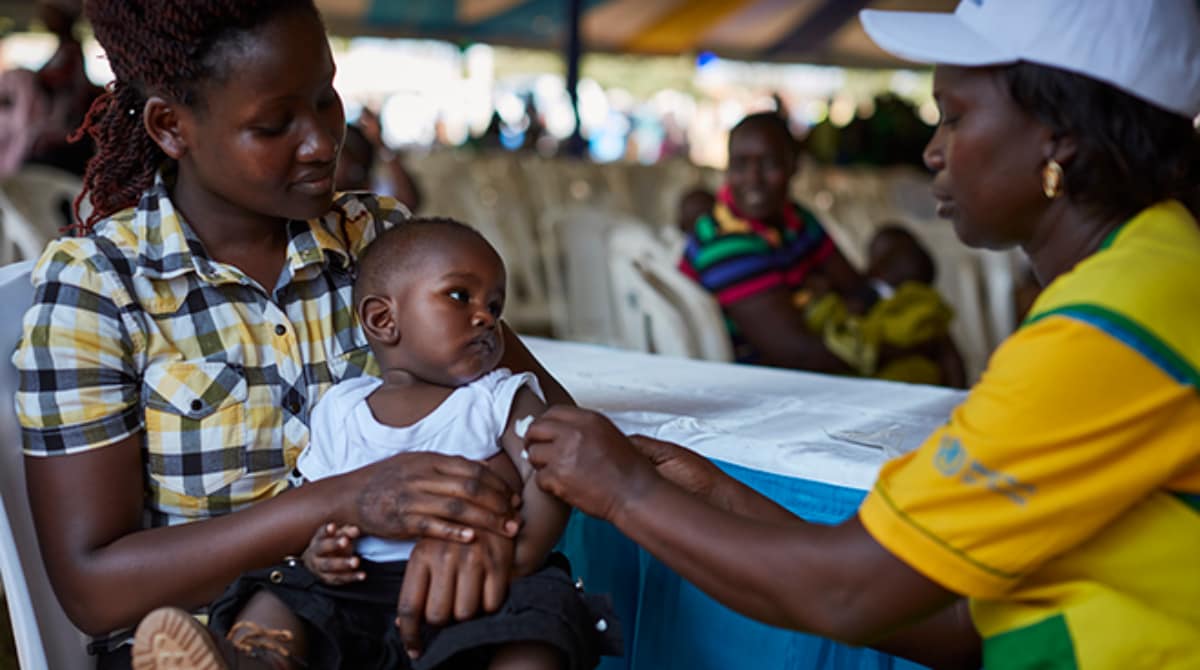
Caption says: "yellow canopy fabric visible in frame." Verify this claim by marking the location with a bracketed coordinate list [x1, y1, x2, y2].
[314, 0, 957, 67]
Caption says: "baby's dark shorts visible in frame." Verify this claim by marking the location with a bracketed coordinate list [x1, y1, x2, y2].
[207, 552, 621, 670]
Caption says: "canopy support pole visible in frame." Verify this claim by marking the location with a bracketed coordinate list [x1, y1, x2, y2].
[564, 0, 585, 157]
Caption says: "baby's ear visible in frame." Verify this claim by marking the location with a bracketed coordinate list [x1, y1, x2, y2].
[358, 294, 401, 345]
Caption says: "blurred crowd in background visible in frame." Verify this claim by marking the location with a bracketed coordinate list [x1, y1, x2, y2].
[0, 5, 937, 181]
[0, 3, 1031, 386]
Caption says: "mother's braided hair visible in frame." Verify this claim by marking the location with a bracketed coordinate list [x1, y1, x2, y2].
[72, 0, 316, 233]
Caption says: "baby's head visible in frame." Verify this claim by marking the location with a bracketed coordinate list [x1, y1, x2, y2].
[354, 217, 507, 387]
[677, 187, 716, 235]
[867, 225, 936, 288]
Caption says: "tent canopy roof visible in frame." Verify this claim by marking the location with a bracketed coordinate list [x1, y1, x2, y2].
[317, 0, 956, 68]
[0, 0, 957, 69]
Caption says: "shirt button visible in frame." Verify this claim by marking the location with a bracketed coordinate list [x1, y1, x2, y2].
[287, 399, 302, 414]
[190, 399, 203, 412]
[274, 324, 287, 336]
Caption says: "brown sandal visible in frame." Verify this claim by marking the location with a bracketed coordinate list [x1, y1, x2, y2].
[131, 607, 298, 670]
[132, 607, 227, 670]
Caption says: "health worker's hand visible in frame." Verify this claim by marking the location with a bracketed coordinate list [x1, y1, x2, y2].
[524, 406, 659, 522]
[628, 434, 726, 503]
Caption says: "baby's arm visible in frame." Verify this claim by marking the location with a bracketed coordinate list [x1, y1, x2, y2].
[301, 522, 365, 585]
[492, 387, 570, 577]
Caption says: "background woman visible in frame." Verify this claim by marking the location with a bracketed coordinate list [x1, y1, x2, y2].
[678, 112, 864, 371]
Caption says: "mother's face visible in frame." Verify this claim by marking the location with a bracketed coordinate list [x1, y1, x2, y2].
[924, 66, 1050, 249]
[168, 8, 345, 225]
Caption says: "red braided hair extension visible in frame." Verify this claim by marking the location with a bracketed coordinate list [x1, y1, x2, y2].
[73, 0, 317, 233]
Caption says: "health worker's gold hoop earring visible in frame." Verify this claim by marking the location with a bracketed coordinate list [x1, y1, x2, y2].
[1042, 159, 1065, 199]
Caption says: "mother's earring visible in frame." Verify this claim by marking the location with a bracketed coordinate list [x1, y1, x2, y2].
[1042, 159, 1065, 199]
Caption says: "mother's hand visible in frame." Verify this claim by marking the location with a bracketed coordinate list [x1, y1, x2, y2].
[352, 452, 521, 544]
[524, 406, 659, 521]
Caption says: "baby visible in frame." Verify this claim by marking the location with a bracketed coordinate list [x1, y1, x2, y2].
[141, 218, 619, 669]
[805, 225, 965, 386]
[675, 186, 716, 237]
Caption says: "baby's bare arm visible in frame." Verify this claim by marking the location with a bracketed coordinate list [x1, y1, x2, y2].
[494, 387, 570, 576]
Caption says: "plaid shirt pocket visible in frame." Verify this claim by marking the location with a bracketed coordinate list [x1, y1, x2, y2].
[142, 361, 249, 498]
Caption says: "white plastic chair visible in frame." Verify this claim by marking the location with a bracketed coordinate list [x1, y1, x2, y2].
[0, 260, 92, 669]
[608, 254, 694, 358]
[537, 204, 626, 345]
[1, 165, 85, 236]
[884, 166, 939, 224]
[477, 159, 554, 334]
[939, 253, 992, 383]
[978, 248, 1022, 347]
[607, 224, 733, 362]
[0, 165, 86, 266]
[657, 225, 687, 262]
[606, 220, 674, 266]
[0, 190, 47, 266]
[639, 257, 733, 362]
[606, 224, 667, 356]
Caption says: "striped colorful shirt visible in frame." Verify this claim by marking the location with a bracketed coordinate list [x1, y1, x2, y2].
[13, 175, 407, 528]
[679, 186, 834, 360]
[859, 200, 1200, 668]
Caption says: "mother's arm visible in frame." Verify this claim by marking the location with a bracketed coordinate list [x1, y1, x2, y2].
[725, 288, 850, 373]
[723, 243, 863, 375]
[24, 320, 566, 637]
[25, 434, 519, 636]
[497, 320, 573, 406]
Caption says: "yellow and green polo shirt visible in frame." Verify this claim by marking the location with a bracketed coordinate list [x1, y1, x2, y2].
[14, 175, 407, 528]
[859, 200, 1200, 669]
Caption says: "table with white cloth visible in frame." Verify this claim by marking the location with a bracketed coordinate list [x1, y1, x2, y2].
[525, 337, 967, 670]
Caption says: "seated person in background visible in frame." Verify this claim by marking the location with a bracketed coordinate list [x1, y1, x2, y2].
[336, 108, 423, 213]
[675, 186, 715, 236]
[133, 218, 619, 669]
[803, 225, 967, 387]
[679, 112, 866, 371]
[28, 0, 100, 176]
[0, 68, 44, 179]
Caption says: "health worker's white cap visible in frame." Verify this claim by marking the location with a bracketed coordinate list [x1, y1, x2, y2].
[860, 0, 1200, 119]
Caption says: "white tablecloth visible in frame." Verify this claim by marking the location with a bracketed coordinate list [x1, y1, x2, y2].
[526, 337, 967, 491]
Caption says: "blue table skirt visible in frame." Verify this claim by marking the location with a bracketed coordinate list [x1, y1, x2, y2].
[557, 460, 929, 670]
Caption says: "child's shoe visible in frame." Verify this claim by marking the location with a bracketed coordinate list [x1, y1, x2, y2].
[131, 606, 296, 670]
